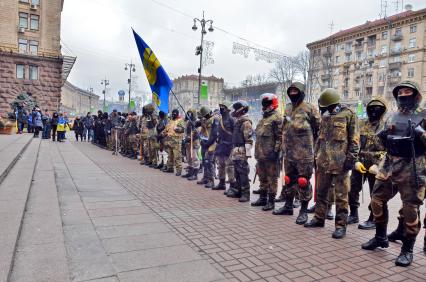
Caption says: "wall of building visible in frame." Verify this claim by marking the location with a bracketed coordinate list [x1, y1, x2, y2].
[61, 81, 99, 116]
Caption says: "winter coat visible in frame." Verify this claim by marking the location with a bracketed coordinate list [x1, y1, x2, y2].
[32, 111, 43, 128]
[72, 120, 84, 134]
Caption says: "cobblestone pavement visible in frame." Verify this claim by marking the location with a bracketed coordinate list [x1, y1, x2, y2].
[75, 141, 426, 282]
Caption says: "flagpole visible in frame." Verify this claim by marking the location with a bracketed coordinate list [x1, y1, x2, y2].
[170, 89, 194, 126]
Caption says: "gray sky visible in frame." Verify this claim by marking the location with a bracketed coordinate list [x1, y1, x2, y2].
[61, 0, 426, 101]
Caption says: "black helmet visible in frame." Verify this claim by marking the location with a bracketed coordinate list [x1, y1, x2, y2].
[231, 100, 249, 117]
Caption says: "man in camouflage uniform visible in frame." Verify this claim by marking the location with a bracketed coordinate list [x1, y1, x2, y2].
[181, 108, 200, 180]
[139, 106, 150, 164]
[304, 88, 359, 239]
[120, 114, 130, 155]
[227, 101, 254, 202]
[197, 106, 219, 188]
[362, 81, 426, 267]
[155, 111, 168, 169]
[347, 98, 387, 230]
[272, 83, 320, 224]
[161, 109, 185, 175]
[144, 104, 159, 167]
[110, 110, 121, 153]
[125, 112, 139, 159]
[215, 102, 236, 192]
[251, 93, 283, 211]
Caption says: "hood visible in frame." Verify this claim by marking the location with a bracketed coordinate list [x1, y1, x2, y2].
[366, 97, 388, 115]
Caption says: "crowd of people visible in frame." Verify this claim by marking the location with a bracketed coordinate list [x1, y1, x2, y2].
[85, 80, 425, 267]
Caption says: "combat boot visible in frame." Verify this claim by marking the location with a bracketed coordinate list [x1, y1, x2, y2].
[272, 196, 294, 215]
[347, 206, 359, 224]
[187, 169, 198, 181]
[166, 167, 174, 173]
[251, 190, 267, 207]
[326, 206, 334, 220]
[262, 193, 276, 211]
[197, 178, 208, 185]
[388, 218, 404, 242]
[296, 201, 309, 225]
[155, 161, 164, 169]
[332, 227, 346, 239]
[304, 217, 325, 228]
[204, 179, 214, 189]
[212, 179, 226, 190]
[181, 167, 192, 178]
[252, 189, 261, 195]
[358, 212, 375, 230]
[274, 194, 285, 203]
[238, 189, 250, 202]
[395, 239, 415, 267]
[362, 224, 389, 250]
[175, 171, 182, 177]
[226, 187, 241, 198]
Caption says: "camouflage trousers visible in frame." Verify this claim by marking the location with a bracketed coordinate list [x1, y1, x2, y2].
[166, 140, 182, 173]
[111, 128, 119, 152]
[256, 160, 279, 194]
[106, 134, 113, 150]
[233, 159, 250, 192]
[203, 150, 215, 182]
[124, 134, 138, 155]
[216, 155, 234, 183]
[313, 171, 350, 228]
[371, 157, 426, 240]
[282, 160, 314, 202]
[349, 170, 376, 208]
[143, 137, 158, 165]
[185, 143, 200, 169]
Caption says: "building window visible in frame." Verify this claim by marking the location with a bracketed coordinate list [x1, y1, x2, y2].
[395, 27, 402, 36]
[29, 40, 38, 55]
[18, 39, 28, 53]
[381, 45, 388, 54]
[29, 66, 38, 80]
[345, 42, 352, 52]
[382, 31, 388, 40]
[30, 15, 39, 30]
[393, 56, 401, 63]
[408, 54, 415, 63]
[378, 86, 384, 95]
[379, 59, 386, 68]
[408, 38, 416, 48]
[393, 42, 402, 52]
[356, 51, 362, 60]
[410, 25, 417, 33]
[16, 65, 25, 79]
[334, 68, 339, 75]
[335, 56, 340, 64]
[335, 45, 339, 53]
[345, 54, 351, 62]
[19, 13, 28, 28]
[407, 68, 414, 78]
[378, 72, 385, 82]
[32, 0, 40, 5]
[19, 0, 29, 3]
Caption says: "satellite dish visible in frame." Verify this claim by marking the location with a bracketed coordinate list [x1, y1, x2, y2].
[405, 4, 413, 11]
[118, 90, 125, 97]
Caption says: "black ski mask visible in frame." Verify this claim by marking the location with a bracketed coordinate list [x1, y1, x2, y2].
[171, 110, 179, 120]
[367, 105, 385, 122]
[288, 91, 305, 105]
[219, 106, 229, 115]
[397, 95, 416, 110]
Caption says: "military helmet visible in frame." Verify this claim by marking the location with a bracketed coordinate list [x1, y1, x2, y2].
[187, 108, 196, 115]
[287, 82, 305, 95]
[392, 81, 421, 99]
[218, 100, 232, 109]
[199, 106, 212, 118]
[231, 100, 249, 116]
[318, 88, 340, 108]
[145, 103, 156, 114]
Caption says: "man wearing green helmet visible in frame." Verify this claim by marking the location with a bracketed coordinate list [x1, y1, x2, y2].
[304, 88, 360, 240]
[181, 108, 200, 180]
[361, 81, 426, 267]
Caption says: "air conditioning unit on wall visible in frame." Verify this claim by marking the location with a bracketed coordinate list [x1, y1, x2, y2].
[30, 4, 38, 10]
[18, 27, 25, 33]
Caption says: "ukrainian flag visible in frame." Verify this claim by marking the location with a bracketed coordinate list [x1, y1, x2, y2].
[132, 29, 173, 113]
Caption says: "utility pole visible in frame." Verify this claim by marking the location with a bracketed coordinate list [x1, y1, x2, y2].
[124, 61, 136, 113]
[100, 77, 110, 110]
[192, 11, 214, 107]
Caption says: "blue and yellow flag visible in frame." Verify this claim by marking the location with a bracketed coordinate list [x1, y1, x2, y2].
[132, 29, 173, 113]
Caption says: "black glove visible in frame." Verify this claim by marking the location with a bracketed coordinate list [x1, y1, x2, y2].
[343, 158, 354, 171]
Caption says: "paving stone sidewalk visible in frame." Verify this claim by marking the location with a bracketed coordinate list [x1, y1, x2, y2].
[74, 141, 426, 282]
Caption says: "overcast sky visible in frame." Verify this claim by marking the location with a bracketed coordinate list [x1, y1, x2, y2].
[61, 0, 426, 101]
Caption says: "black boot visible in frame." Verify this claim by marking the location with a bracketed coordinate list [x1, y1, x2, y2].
[347, 206, 359, 225]
[252, 189, 261, 195]
[155, 161, 164, 169]
[307, 203, 316, 213]
[358, 212, 375, 230]
[204, 179, 214, 189]
[304, 217, 325, 228]
[332, 227, 347, 239]
[197, 178, 208, 185]
[227, 187, 241, 198]
[296, 201, 309, 225]
[212, 179, 226, 190]
[395, 239, 415, 267]
[251, 190, 267, 207]
[362, 224, 389, 250]
[238, 189, 250, 202]
[175, 171, 182, 177]
[272, 196, 294, 215]
[181, 167, 193, 178]
[188, 169, 198, 181]
[326, 206, 334, 220]
[262, 193, 276, 211]
[274, 194, 285, 203]
[388, 218, 404, 242]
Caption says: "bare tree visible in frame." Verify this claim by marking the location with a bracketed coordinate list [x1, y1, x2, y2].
[295, 50, 310, 87]
[241, 74, 269, 87]
[269, 56, 300, 102]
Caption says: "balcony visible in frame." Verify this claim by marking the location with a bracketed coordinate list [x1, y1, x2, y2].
[321, 74, 331, 80]
[391, 34, 403, 41]
[388, 75, 401, 85]
[323, 51, 332, 58]
[367, 42, 376, 48]
[390, 48, 402, 56]
[388, 62, 402, 69]
[354, 43, 364, 50]
[344, 49, 352, 55]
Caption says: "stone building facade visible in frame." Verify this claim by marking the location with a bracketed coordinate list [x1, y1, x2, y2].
[61, 81, 99, 116]
[307, 7, 426, 110]
[0, 0, 71, 116]
[169, 75, 224, 112]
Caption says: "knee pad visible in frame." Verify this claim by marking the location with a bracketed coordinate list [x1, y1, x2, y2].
[284, 175, 291, 185]
[298, 177, 309, 188]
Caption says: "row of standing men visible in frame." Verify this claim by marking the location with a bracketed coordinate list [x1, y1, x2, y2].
[105, 80, 426, 268]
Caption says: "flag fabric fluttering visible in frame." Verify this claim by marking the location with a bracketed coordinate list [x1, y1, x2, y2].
[132, 29, 173, 113]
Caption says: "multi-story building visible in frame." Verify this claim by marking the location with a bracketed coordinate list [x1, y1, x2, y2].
[61, 81, 99, 116]
[307, 7, 426, 110]
[0, 0, 74, 115]
[169, 75, 224, 112]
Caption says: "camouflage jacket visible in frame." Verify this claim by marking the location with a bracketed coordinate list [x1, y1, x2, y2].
[147, 114, 158, 139]
[315, 107, 360, 174]
[200, 115, 219, 153]
[255, 110, 283, 161]
[358, 119, 386, 167]
[163, 117, 185, 143]
[139, 116, 149, 139]
[184, 120, 200, 149]
[283, 101, 320, 163]
[125, 119, 138, 136]
[230, 114, 254, 161]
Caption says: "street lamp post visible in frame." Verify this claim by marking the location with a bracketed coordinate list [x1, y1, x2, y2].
[100, 77, 110, 110]
[124, 61, 136, 113]
[192, 11, 214, 107]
